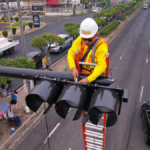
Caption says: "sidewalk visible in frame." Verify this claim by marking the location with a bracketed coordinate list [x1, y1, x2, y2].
[0, 6, 141, 150]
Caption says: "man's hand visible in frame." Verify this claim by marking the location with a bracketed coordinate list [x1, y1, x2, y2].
[72, 67, 79, 82]
[78, 78, 90, 84]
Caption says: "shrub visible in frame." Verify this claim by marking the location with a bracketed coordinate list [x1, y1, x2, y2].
[2, 16, 4, 21]
[120, 15, 126, 21]
[64, 22, 74, 28]
[15, 16, 19, 22]
[28, 22, 33, 29]
[99, 21, 119, 36]
[2, 30, 8, 38]
[12, 27, 17, 35]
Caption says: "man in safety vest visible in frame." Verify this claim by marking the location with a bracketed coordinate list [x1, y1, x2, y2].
[67, 18, 108, 84]
[67, 18, 109, 123]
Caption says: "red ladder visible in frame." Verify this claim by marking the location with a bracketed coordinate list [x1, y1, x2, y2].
[82, 113, 107, 150]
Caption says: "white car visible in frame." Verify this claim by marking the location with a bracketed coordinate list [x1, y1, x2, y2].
[50, 34, 73, 53]
[93, 8, 102, 13]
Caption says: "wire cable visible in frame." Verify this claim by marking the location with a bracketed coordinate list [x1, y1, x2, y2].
[44, 103, 51, 150]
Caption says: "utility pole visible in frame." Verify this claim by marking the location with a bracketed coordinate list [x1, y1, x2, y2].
[95, 0, 97, 8]
[6, 0, 13, 37]
[17, 0, 31, 93]
[28, 0, 32, 21]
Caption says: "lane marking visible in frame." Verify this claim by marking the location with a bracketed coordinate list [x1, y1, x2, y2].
[135, 28, 137, 32]
[140, 86, 144, 101]
[139, 22, 140, 25]
[43, 123, 60, 144]
[114, 67, 117, 69]
[146, 55, 148, 63]
[149, 39, 150, 44]
[119, 55, 123, 60]
[69, 148, 71, 150]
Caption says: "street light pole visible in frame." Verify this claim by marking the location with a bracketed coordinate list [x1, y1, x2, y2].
[6, 0, 13, 37]
[17, 0, 31, 93]
[28, 0, 32, 21]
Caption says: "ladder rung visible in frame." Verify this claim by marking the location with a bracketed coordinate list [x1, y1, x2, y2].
[85, 124, 103, 131]
[87, 147, 101, 150]
[84, 132, 103, 139]
[86, 144, 102, 150]
[86, 130, 103, 136]
[86, 137, 103, 143]
[86, 122, 104, 128]
[85, 139, 103, 146]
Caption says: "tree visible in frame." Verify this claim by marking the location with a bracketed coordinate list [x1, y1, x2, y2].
[30, 33, 65, 70]
[64, 23, 80, 39]
[0, 57, 35, 97]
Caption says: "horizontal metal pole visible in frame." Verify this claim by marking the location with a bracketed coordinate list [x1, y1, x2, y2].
[79, 62, 96, 66]
[0, 66, 116, 86]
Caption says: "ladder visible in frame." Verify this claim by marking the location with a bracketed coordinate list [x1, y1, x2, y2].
[82, 113, 107, 150]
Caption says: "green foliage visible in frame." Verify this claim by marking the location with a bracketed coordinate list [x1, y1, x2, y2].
[0, 57, 35, 86]
[15, 16, 19, 22]
[99, 21, 119, 36]
[64, 22, 80, 39]
[30, 35, 48, 49]
[64, 22, 74, 28]
[0, 57, 36, 69]
[2, 30, 8, 38]
[94, 18, 107, 27]
[120, 15, 126, 21]
[42, 33, 65, 46]
[94, 12, 101, 18]
[100, 2, 106, 5]
[2, 16, 4, 21]
[12, 22, 28, 27]
[12, 27, 17, 35]
[28, 22, 33, 29]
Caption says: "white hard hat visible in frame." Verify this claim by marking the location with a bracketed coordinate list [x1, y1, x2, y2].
[80, 18, 98, 38]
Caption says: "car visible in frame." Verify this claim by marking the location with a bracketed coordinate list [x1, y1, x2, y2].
[93, 8, 102, 13]
[50, 34, 73, 53]
[141, 101, 150, 145]
[143, 4, 148, 9]
[27, 51, 44, 68]
[100, 16, 113, 22]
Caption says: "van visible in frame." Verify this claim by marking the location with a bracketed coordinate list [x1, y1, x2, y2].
[143, 4, 148, 9]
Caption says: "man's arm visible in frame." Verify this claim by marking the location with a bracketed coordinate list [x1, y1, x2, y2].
[87, 43, 108, 83]
[67, 36, 81, 70]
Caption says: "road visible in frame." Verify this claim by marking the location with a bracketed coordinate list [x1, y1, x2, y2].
[11, 4, 150, 150]
[4, 12, 93, 92]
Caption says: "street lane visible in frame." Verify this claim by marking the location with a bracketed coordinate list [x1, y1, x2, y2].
[12, 4, 150, 150]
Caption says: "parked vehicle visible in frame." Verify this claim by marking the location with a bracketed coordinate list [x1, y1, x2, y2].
[93, 8, 102, 13]
[100, 16, 113, 22]
[0, 38, 19, 55]
[27, 51, 44, 68]
[141, 101, 150, 145]
[143, 4, 148, 9]
[50, 34, 73, 53]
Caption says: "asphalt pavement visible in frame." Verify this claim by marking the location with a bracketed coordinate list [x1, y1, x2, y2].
[9, 3, 150, 150]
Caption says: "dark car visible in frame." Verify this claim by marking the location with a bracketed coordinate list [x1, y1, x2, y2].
[27, 51, 43, 68]
[141, 101, 150, 145]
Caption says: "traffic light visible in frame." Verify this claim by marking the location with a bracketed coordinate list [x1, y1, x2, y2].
[0, 66, 128, 126]
[55, 84, 88, 120]
[26, 79, 60, 112]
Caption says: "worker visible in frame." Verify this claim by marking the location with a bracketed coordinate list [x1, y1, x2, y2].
[67, 18, 109, 123]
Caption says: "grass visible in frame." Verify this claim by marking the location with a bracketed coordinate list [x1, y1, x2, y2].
[12, 22, 28, 27]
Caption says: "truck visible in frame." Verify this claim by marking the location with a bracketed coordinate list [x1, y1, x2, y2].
[0, 38, 19, 55]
